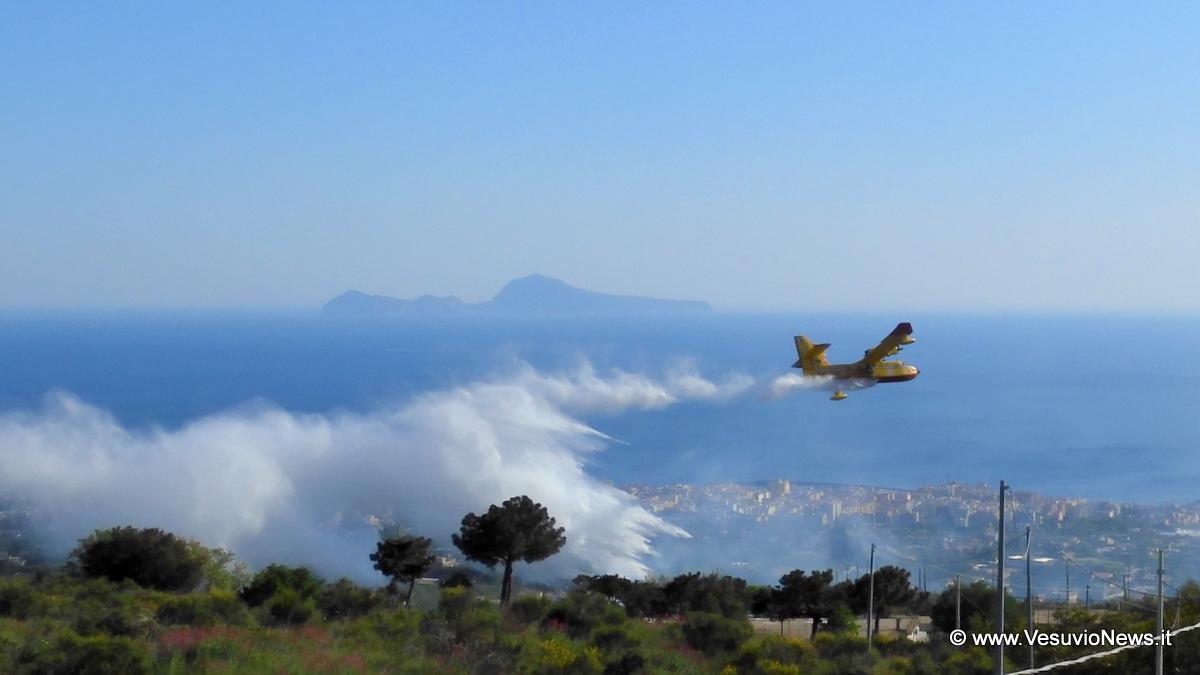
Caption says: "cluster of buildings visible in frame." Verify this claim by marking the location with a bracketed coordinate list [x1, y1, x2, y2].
[626, 480, 1200, 597]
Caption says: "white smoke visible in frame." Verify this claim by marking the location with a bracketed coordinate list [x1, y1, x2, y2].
[765, 373, 833, 398]
[763, 373, 876, 399]
[0, 362, 756, 584]
[518, 359, 754, 413]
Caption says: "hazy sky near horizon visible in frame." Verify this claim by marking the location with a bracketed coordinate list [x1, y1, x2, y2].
[3, 3, 1198, 311]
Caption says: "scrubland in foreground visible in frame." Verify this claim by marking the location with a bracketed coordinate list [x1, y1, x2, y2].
[1, 524, 1195, 674]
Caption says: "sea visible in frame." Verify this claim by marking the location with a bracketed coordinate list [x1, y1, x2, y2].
[1, 311, 1198, 505]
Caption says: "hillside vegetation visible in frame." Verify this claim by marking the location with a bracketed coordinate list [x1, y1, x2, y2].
[2, 512, 1197, 673]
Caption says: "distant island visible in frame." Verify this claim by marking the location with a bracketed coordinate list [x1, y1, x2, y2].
[322, 274, 712, 318]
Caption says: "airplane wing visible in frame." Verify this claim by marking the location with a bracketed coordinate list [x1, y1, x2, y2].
[860, 322, 914, 365]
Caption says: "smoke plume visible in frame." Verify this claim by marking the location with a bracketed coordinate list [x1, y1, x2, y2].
[0, 362, 755, 584]
[764, 373, 875, 399]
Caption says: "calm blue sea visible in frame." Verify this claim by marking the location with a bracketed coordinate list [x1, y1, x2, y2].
[1, 312, 1198, 504]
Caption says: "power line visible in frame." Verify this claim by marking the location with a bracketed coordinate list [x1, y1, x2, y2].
[875, 541, 997, 574]
[1032, 524, 1161, 599]
[874, 544, 992, 585]
[862, 538, 1181, 612]
[1005, 618, 1200, 675]
[873, 543, 1163, 605]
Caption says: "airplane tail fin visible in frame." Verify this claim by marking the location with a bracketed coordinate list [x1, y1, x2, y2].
[793, 336, 830, 373]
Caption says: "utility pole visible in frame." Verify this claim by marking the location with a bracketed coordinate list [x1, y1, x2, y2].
[1156, 549, 1164, 675]
[1026, 524, 1033, 671]
[956, 574, 962, 631]
[867, 543, 876, 651]
[1065, 558, 1070, 605]
[1085, 585, 1090, 611]
[997, 480, 1008, 675]
[1122, 571, 1128, 611]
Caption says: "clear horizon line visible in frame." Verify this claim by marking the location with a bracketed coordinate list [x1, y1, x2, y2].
[1, 305, 1199, 318]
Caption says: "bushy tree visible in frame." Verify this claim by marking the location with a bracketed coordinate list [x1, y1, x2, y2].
[543, 590, 626, 639]
[575, 572, 753, 620]
[317, 578, 383, 620]
[370, 535, 435, 607]
[848, 565, 920, 634]
[777, 569, 846, 638]
[663, 572, 750, 618]
[680, 611, 753, 656]
[69, 527, 204, 591]
[575, 574, 667, 618]
[238, 564, 323, 607]
[265, 586, 315, 625]
[751, 584, 788, 632]
[188, 543, 250, 591]
[574, 574, 632, 603]
[440, 570, 475, 589]
[453, 495, 566, 606]
[931, 579, 1024, 635]
[507, 594, 552, 626]
[620, 579, 669, 618]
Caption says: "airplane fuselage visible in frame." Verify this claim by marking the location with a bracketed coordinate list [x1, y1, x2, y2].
[806, 360, 920, 383]
[791, 323, 919, 399]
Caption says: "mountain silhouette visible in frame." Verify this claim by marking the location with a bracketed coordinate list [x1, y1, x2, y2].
[322, 274, 711, 317]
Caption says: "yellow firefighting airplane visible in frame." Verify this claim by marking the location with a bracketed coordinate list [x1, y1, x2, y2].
[792, 322, 919, 401]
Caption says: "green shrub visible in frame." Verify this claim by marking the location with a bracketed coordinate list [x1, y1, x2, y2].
[940, 647, 994, 675]
[420, 614, 456, 653]
[591, 624, 644, 675]
[440, 570, 474, 588]
[55, 580, 151, 638]
[595, 624, 643, 653]
[602, 651, 645, 675]
[543, 591, 626, 640]
[13, 626, 152, 675]
[239, 564, 323, 607]
[664, 572, 751, 619]
[508, 594, 552, 626]
[188, 544, 250, 592]
[454, 604, 502, 644]
[680, 611, 752, 656]
[69, 527, 204, 591]
[517, 633, 603, 675]
[438, 586, 474, 622]
[356, 606, 423, 645]
[156, 590, 250, 626]
[731, 635, 815, 673]
[432, 586, 504, 645]
[70, 598, 148, 638]
[827, 604, 858, 634]
[811, 630, 869, 660]
[0, 580, 38, 619]
[755, 660, 803, 675]
[317, 578, 383, 620]
[264, 587, 315, 625]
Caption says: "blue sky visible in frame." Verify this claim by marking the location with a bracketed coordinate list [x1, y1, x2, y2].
[2, 2, 1198, 311]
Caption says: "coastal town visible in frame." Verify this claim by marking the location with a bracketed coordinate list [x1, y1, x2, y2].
[626, 480, 1200, 600]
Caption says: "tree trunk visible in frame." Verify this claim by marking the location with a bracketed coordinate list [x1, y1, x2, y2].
[405, 578, 415, 607]
[387, 579, 400, 607]
[501, 559, 514, 607]
[810, 613, 821, 640]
